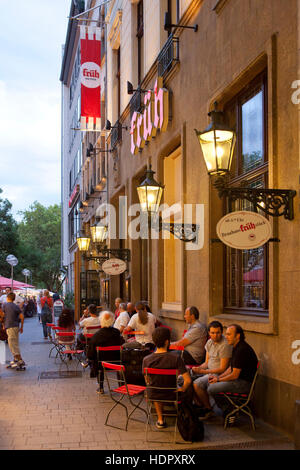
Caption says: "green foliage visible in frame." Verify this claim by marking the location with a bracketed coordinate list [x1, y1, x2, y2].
[64, 291, 75, 309]
[0, 189, 19, 277]
[17, 201, 62, 292]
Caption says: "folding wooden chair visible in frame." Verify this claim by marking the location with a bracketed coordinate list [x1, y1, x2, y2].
[144, 367, 181, 443]
[217, 362, 260, 430]
[102, 361, 147, 431]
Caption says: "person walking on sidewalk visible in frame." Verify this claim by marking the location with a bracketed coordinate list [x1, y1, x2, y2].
[40, 290, 53, 340]
[0, 292, 25, 369]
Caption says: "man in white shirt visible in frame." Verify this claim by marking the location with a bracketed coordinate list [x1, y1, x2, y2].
[114, 302, 130, 336]
[79, 304, 101, 335]
[0, 287, 24, 310]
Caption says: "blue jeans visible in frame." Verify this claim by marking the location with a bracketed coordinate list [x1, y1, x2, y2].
[41, 314, 52, 338]
[207, 379, 251, 397]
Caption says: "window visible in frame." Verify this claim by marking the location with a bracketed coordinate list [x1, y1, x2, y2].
[224, 72, 268, 316]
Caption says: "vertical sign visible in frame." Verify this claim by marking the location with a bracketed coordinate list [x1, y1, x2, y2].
[80, 26, 101, 131]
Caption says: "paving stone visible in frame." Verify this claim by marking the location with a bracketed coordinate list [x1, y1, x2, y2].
[0, 317, 295, 451]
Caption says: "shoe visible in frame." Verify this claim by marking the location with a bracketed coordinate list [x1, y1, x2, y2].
[225, 415, 236, 426]
[43, 337, 48, 340]
[96, 387, 104, 394]
[11, 360, 25, 369]
[6, 360, 17, 369]
[155, 420, 167, 429]
[198, 408, 214, 420]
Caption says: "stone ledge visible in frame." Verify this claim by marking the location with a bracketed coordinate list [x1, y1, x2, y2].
[210, 314, 276, 335]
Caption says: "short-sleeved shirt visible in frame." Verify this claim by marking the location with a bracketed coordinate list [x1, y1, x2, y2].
[79, 316, 101, 335]
[184, 322, 208, 363]
[205, 336, 232, 370]
[3, 302, 21, 329]
[143, 352, 187, 400]
[127, 312, 156, 344]
[114, 311, 130, 332]
[231, 340, 258, 383]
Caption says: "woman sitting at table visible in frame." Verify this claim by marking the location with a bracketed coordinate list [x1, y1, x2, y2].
[123, 301, 156, 349]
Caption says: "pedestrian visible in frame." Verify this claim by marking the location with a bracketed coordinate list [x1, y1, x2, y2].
[0, 292, 25, 369]
[40, 290, 53, 340]
[36, 291, 43, 323]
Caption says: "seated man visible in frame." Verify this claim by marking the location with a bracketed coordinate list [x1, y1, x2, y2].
[170, 306, 207, 365]
[192, 321, 232, 419]
[143, 327, 192, 430]
[87, 311, 125, 394]
[113, 302, 130, 337]
[207, 324, 258, 421]
[77, 304, 101, 347]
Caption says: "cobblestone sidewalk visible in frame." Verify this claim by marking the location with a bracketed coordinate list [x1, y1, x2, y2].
[0, 317, 295, 450]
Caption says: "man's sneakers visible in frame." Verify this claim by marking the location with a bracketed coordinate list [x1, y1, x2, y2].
[96, 387, 104, 394]
[198, 408, 214, 420]
[155, 420, 167, 430]
[6, 360, 18, 369]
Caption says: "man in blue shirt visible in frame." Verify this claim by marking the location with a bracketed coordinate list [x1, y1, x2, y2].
[0, 292, 25, 368]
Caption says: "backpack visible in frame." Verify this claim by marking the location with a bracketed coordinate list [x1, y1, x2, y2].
[177, 401, 204, 442]
[41, 298, 52, 322]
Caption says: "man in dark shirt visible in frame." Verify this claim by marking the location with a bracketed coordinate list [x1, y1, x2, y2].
[87, 311, 125, 394]
[0, 292, 25, 368]
[206, 324, 258, 410]
[143, 327, 192, 429]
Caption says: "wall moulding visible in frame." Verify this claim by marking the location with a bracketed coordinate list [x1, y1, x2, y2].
[212, 0, 231, 15]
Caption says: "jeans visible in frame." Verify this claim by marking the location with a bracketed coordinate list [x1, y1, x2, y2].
[41, 314, 52, 338]
[207, 379, 251, 412]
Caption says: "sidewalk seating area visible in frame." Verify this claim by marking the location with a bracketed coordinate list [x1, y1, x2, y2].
[0, 317, 294, 450]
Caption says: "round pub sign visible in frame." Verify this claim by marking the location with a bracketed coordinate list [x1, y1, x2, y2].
[102, 258, 127, 275]
[216, 211, 272, 250]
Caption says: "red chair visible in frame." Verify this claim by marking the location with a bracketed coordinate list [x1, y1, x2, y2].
[96, 346, 122, 393]
[217, 362, 260, 430]
[102, 361, 147, 431]
[56, 332, 84, 371]
[144, 367, 181, 443]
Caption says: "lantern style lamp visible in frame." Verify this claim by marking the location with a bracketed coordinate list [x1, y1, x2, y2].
[194, 101, 236, 175]
[76, 231, 91, 252]
[136, 166, 199, 242]
[137, 165, 164, 215]
[90, 218, 108, 244]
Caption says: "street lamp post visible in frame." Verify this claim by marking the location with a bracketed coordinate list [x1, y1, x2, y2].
[6, 255, 18, 291]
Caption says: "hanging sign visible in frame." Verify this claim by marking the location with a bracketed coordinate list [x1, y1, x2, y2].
[130, 76, 169, 155]
[80, 26, 101, 131]
[216, 211, 272, 250]
[68, 184, 80, 208]
[102, 258, 127, 275]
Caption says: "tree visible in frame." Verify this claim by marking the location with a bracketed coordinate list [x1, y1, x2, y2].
[17, 202, 62, 292]
[0, 188, 19, 278]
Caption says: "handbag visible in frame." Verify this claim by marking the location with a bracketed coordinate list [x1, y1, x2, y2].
[0, 324, 8, 341]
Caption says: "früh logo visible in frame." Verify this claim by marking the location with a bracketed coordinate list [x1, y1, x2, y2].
[83, 68, 100, 79]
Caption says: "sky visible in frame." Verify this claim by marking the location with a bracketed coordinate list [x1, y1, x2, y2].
[0, 0, 71, 221]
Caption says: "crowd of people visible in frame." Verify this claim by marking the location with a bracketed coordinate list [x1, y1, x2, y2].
[0, 290, 258, 430]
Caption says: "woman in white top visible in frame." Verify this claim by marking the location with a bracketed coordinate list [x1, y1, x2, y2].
[114, 302, 130, 336]
[124, 301, 156, 346]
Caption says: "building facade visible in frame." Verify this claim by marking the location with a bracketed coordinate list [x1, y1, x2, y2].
[60, 0, 300, 438]
[103, 0, 300, 438]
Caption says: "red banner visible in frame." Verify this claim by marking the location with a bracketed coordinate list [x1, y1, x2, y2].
[80, 26, 101, 131]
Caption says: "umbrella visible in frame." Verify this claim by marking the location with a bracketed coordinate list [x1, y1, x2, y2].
[0, 276, 34, 290]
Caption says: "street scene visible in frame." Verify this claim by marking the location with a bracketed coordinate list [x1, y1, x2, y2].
[0, 0, 300, 455]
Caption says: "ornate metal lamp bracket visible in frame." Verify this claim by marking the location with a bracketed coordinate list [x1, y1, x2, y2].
[213, 176, 297, 220]
[160, 220, 199, 243]
[85, 248, 131, 263]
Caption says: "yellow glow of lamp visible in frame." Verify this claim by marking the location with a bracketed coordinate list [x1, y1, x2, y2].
[194, 102, 236, 175]
[76, 233, 91, 252]
[137, 166, 164, 215]
[90, 221, 108, 244]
